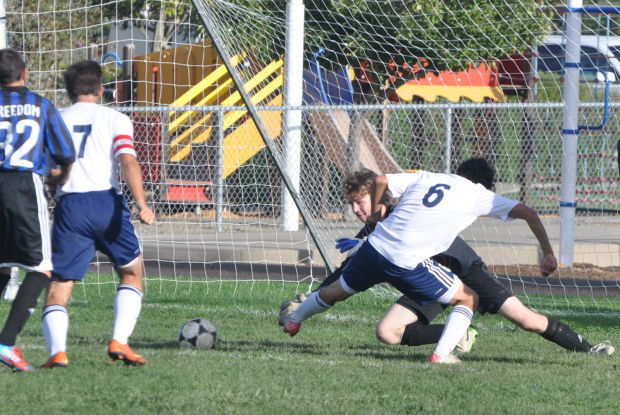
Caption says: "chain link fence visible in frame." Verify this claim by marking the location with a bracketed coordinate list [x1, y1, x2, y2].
[130, 102, 620, 218]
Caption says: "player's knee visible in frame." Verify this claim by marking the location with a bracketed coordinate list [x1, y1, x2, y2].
[375, 322, 400, 345]
[118, 259, 144, 287]
[456, 284, 479, 311]
[44, 281, 73, 307]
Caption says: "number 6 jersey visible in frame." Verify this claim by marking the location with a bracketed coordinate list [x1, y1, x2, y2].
[57, 102, 135, 196]
[368, 171, 519, 270]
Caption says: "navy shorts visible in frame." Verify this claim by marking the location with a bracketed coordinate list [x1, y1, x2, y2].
[51, 190, 141, 281]
[340, 241, 461, 305]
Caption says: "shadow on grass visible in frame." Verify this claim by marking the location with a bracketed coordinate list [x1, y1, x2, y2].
[121, 338, 334, 356]
[349, 344, 594, 366]
[215, 339, 333, 355]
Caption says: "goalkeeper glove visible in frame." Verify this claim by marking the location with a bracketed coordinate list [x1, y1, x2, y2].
[335, 237, 363, 257]
[278, 293, 307, 326]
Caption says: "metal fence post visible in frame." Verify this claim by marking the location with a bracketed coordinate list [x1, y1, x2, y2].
[216, 107, 224, 232]
[444, 105, 453, 174]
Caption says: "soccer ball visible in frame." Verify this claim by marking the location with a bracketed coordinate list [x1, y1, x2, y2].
[178, 318, 218, 350]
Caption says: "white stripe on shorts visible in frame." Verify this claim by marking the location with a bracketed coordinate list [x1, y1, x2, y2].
[32, 173, 52, 271]
[423, 258, 462, 304]
[423, 258, 453, 287]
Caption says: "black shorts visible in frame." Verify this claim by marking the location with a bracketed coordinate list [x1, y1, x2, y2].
[395, 296, 446, 324]
[0, 172, 51, 271]
[460, 261, 513, 315]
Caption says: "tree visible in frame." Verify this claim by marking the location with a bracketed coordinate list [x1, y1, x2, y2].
[214, 0, 553, 100]
[5, 0, 104, 106]
[111, 0, 198, 53]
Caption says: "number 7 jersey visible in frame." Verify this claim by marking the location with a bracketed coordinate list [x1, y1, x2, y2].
[58, 102, 135, 196]
[368, 171, 519, 270]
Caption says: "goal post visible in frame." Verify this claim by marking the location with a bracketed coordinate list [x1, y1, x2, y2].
[191, 0, 336, 273]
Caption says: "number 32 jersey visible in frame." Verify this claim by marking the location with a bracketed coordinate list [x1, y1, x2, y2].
[368, 171, 518, 270]
[58, 102, 136, 196]
[0, 86, 75, 174]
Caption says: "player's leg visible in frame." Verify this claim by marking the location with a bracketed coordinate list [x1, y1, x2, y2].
[0, 173, 51, 372]
[42, 193, 96, 368]
[112, 257, 144, 344]
[282, 278, 352, 336]
[0, 269, 51, 372]
[0, 268, 9, 296]
[431, 282, 477, 363]
[41, 280, 75, 368]
[499, 297, 612, 354]
[0, 270, 51, 345]
[376, 297, 445, 346]
[278, 263, 347, 325]
[387, 258, 478, 363]
[102, 258, 146, 366]
[499, 297, 587, 351]
[106, 259, 146, 366]
[461, 262, 610, 354]
[283, 241, 381, 336]
[376, 302, 422, 345]
[100, 192, 147, 366]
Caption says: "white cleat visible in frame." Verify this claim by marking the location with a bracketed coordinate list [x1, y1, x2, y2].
[455, 327, 478, 353]
[589, 341, 615, 356]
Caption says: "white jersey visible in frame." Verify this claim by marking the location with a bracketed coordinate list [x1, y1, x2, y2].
[58, 102, 136, 196]
[368, 171, 518, 270]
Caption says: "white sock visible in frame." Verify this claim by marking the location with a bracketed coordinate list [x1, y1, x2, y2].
[433, 305, 474, 356]
[42, 305, 69, 356]
[291, 290, 331, 323]
[112, 285, 143, 344]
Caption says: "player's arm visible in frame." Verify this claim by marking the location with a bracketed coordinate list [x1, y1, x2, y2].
[46, 164, 72, 186]
[45, 104, 75, 187]
[118, 153, 155, 225]
[508, 203, 557, 276]
[367, 174, 388, 226]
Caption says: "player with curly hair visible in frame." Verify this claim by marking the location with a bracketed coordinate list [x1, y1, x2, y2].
[280, 159, 614, 361]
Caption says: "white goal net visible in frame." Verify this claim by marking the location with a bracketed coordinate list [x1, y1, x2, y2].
[3, 0, 618, 314]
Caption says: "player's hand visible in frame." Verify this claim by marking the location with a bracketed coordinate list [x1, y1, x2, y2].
[46, 167, 70, 186]
[278, 293, 307, 326]
[540, 253, 558, 277]
[137, 204, 155, 225]
[335, 238, 363, 257]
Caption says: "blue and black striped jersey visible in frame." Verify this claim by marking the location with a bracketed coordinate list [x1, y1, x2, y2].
[0, 86, 75, 175]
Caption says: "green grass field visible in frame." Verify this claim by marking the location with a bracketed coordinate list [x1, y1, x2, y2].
[1, 280, 618, 415]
